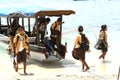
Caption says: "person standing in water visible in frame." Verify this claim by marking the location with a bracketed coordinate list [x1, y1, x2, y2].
[99, 25, 108, 60]
[13, 26, 30, 74]
[74, 26, 90, 72]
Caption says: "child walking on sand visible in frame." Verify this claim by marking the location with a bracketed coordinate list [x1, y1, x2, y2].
[13, 26, 30, 74]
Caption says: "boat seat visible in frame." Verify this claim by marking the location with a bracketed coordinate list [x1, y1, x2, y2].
[28, 37, 36, 44]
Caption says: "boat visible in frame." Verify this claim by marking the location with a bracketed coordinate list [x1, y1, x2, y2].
[0, 10, 75, 61]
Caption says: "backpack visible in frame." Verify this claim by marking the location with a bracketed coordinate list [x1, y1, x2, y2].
[79, 33, 89, 52]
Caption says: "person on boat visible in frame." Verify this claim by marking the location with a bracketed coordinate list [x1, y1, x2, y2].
[8, 31, 17, 69]
[31, 17, 50, 44]
[99, 25, 108, 60]
[10, 18, 20, 36]
[13, 26, 30, 74]
[8, 31, 14, 54]
[43, 36, 63, 59]
[39, 17, 51, 43]
[74, 26, 90, 72]
[50, 17, 64, 46]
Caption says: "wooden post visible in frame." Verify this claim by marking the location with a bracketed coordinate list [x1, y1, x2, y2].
[7, 18, 10, 28]
[28, 17, 31, 35]
[10, 18, 12, 25]
[0, 17, 1, 25]
[0, 17, 1, 29]
[36, 16, 40, 45]
[22, 17, 24, 27]
[59, 15, 63, 44]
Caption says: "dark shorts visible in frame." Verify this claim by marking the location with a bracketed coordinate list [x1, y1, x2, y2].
[102, 47, 108, 52]
[101, 43, 108, 52]
[17, 49, 27, 63]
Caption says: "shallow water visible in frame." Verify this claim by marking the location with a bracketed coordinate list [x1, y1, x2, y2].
[0, 42, 8, 58]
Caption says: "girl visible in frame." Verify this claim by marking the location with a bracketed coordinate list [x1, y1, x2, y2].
[99, 25, 108, 60]
[74, 26, 90, 71]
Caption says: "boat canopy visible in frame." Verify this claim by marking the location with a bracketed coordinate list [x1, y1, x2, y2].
[0, 10, 75, 18]
[7, 12, 28, 18]
[35, 10, 75, 17]
[0, 10, 75, 37]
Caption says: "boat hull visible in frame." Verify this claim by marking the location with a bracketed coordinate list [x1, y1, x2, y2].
[0, 34, 62, 61]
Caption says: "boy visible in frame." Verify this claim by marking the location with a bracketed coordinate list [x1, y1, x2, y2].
[13, 26, 30, 74]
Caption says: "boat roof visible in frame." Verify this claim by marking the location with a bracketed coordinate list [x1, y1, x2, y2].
[7, 12, 28, 18]
[0, 10, 75, 18]
[35, 10, 75, 17]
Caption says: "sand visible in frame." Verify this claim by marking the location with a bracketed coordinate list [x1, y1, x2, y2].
[0, 43, 119, 80]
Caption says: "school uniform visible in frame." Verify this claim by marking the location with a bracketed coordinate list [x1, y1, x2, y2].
[14, 33, 29, 63]
[74, 33, 89, 60]
[99, 31, 108, 52]
[51, 21, 61, 45]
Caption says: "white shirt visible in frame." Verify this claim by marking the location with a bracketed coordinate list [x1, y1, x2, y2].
[18, 35, 24, 51]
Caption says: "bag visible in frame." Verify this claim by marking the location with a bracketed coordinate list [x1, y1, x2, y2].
[80, 33, 89, 51]
[80, 43, 89, 52]
[94, 39, 104, 50]
[57, 44, 67, 58]
[72, 48, 84, 60]
[72, 48, 80, 60]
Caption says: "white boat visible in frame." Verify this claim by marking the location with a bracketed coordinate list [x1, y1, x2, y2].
[0, 10, 75, 61]
[0, 34, 60, 61]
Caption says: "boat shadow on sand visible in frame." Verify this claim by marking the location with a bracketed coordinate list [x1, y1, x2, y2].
[27, 58, 75, 69]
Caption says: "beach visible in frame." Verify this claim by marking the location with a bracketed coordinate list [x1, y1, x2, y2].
[0, 41, 119, 80]
[0, 0, 120, 80]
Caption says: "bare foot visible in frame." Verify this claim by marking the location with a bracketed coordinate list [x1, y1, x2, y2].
[15, 65, 18, 72]
[24, 72, 28, 75]
[15, 67, 18, 72]
[81, 67, 90, 72]
[99, 56, 102, 59]
[85, 67, 90, 71]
